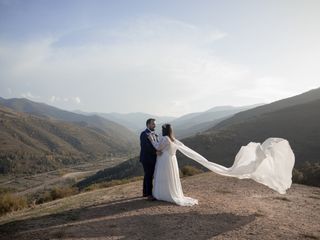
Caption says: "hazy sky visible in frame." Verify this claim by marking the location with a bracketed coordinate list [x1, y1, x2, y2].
[0, 0, 319, 116]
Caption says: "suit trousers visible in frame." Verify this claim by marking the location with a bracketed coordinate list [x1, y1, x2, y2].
[141, 159, 156, 196]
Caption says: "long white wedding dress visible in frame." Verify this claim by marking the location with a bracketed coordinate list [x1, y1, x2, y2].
[150, 136, 295, 206]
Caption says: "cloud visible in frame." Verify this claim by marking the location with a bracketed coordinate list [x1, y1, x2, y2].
[49, 95, 81, 104]
[103, 16, 227, 46]
[21, 91, 40, 99]
[233, 76, 307, 104]
[6, 88, 12, 95]
[0, 15, 304, 116]
[74, 97, 81, 104]
[49, 96, 56, 102]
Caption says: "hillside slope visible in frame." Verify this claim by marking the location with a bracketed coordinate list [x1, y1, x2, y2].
[0, 105, 137, 174]
[77, 90, 320, 185]
[181, 98, 320, 168]
[170, 104, 263, 138]
[0, 97, 138, 148]
[211, 87, 320, 130]
[0, 172, 319, 240]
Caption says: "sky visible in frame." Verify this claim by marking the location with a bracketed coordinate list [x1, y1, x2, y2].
[0, 0, 319, 117]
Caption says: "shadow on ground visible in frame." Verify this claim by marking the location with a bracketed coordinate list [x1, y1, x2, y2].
[0, 196, 256, 240]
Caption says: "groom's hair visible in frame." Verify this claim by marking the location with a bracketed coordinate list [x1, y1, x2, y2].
[146, 118, 156, 126]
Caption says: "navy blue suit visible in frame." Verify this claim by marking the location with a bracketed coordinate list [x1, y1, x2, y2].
[140, 128, 157, 196]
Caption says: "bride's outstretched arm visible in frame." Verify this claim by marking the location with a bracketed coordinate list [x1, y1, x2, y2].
[148, 135, 169, 151]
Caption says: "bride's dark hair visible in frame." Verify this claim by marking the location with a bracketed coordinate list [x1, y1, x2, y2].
[162, 123, 175, 142]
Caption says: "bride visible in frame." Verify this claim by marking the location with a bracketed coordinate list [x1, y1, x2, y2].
[148, 123, 295, 206]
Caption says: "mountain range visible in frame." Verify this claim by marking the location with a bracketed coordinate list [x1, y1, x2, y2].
[0, 97, 138, 146]
[0, 98, 139, 174]
[1, 87, 319, 179]
[170, 104, 264, 138]
[77, 87, 320, 187]
[180, 87, 320, 168]
[74, 104, 264, 138]
[88, 112, 176, 133]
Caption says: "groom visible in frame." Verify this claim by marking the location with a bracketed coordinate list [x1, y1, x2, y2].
[140, 118, 160, 201]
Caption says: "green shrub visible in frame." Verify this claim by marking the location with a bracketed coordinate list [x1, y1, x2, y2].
[50, 187, 78, 200]
[36, 186, 78, 204]
[292, 168, 304, 183]
[292, 162, 320, 187]
[181, 165, 203, 177]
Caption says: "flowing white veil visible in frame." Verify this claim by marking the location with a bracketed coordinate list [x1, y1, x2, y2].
[174, 138, 295, 194]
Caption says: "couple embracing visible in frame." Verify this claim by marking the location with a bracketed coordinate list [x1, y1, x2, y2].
[140, 118, 295, 206]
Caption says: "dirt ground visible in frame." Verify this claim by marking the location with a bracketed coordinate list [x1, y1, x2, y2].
[0, 172, 319, 240]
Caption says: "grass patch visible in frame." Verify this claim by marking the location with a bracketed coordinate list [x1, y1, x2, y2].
[83, 176, 143, 192]
[181, 165, 203, 177]
[0, 193, 28, 216]
[36, 186, 79, 204]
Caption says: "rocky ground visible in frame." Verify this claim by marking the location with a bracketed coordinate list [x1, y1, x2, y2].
[0, 172, 319, 240]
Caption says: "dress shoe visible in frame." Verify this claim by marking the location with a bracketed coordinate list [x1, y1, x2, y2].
[147, 196, 157, 201]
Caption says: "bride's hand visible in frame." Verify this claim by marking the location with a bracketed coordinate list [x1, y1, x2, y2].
[156, 151, 162, 156]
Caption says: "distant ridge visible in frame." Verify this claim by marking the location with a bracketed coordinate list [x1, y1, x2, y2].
[78, 88, 320, 185]
[181, 87, 320, 168]
[0, 102, 138, 175]
[170, 104, 264, 138]
[0, 97, 138, 148]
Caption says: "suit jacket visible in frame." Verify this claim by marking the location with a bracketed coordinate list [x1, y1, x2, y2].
[139, 128, 157, 163]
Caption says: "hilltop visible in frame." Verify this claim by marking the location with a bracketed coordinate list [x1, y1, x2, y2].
[0, 172, 319, 240]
